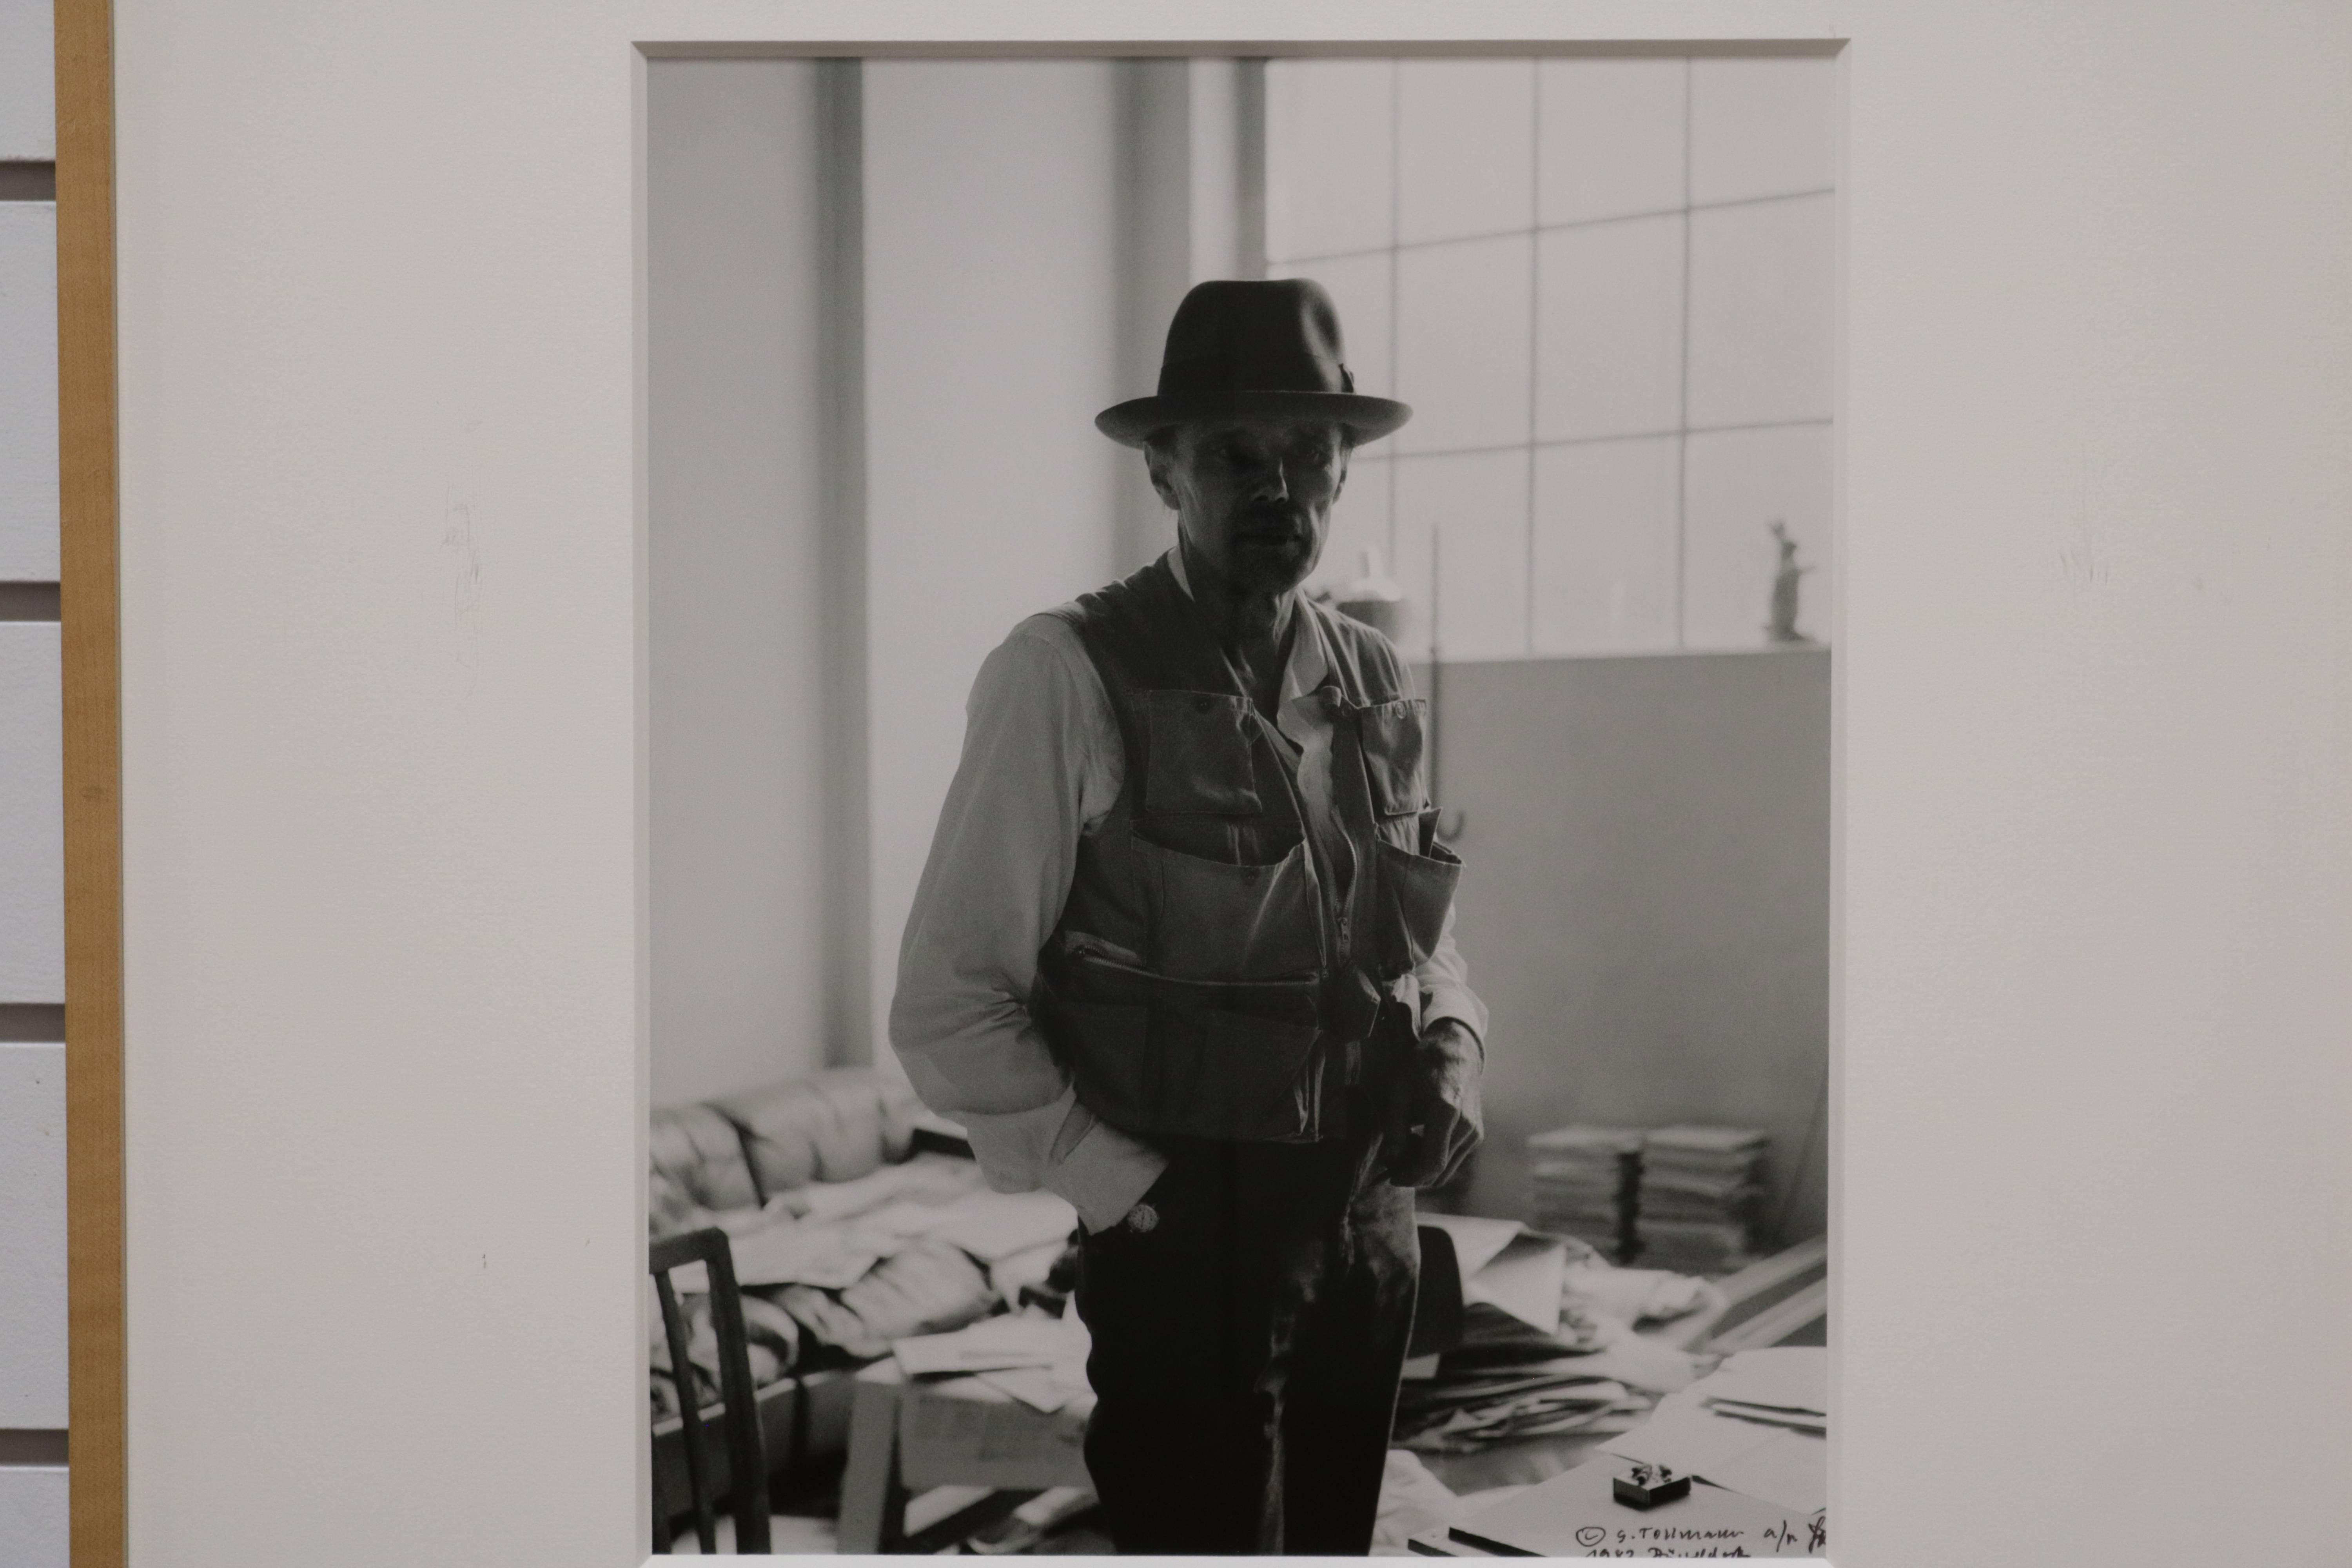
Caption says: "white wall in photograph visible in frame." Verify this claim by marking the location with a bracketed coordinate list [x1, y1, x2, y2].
[646, 60, 832, 1105]
[862, 60, 1129, 1067]
[1269, 54, 1837, 657]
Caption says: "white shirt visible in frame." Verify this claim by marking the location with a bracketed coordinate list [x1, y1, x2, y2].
[888, 552, 1488, 1231]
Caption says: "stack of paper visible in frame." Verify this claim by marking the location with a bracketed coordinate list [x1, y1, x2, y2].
[1637, 1125, 1768, 1273]
[1526, 1125, 1643, 1254]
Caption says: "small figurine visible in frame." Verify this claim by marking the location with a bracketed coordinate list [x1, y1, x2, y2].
[1613, 1459, 1692, 1510]
[1766, 521, 1815, 645]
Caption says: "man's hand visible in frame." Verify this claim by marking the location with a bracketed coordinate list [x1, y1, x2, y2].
[1384, 1018, 1484, 1189]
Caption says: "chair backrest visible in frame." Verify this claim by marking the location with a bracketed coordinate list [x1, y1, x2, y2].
[650, 1228, 771, 1554]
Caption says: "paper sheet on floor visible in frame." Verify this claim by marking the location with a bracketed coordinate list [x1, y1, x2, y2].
[1700, 1428, 1826, 1514]
[1601, 1401, 1782, 1477]
[895, 1312, 1080, 1377]
[1696, 1346, 1826, 1415]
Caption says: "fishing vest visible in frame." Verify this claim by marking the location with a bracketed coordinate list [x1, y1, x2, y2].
[1032, 556, 1463, 1144]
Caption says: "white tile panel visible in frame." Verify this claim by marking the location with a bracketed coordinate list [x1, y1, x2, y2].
[1394, 448, 1529, 662]
[1685, 192, 1835, 430]
[1690, 56, 1837, 206]
[1270, 247, 1393, 437]
[1534, 213, 1684, 442]
[0, 1466, 68, 1568]
[1393, 233, 1532, 456]
[1396, 59, 1534, 246]
[0, 202, 60, 581]
[0, 0, 56, 161]
[0, 623, 63, 1001]
[1306, 451, 1391, 598]
[1532, 435, 1682, 655]
[1537, 58, 1687, 225]
[0, 1041, 66, 1426]
[1265, 58, 1393, 263]
[1681, 422, 1834, 651]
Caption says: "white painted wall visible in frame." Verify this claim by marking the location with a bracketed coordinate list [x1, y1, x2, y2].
[0, 625, 60, 1002]
[0, 203, 58, 581]
[0, 0, 53, 161]
[2, 5, 65, 1559]
[861, 60, 1126, 1067]
[644, 60, 832, 1105]
[0, 1042, 65, 1425]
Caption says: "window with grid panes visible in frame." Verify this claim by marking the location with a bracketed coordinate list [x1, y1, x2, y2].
[1265, 56, 1837, 659]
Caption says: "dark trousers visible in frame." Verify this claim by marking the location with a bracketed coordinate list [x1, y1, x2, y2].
[1073, 1131, 1419, 1555]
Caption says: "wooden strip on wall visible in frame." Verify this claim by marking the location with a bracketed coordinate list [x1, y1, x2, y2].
[55, 0, 126, 1562]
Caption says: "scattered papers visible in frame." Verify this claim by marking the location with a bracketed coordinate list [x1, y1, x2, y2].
[1422, 1213, 1523, 1278]
[666, 1221, 889, 1293]
[975, 1361, 1093, 1414]
[930, 1191, 1079, 1263]
[793, 1152, 985, 1224]
[1420, 1213, 1570, 1333]
[1564, 1261, 1710, 1325]
[1702, 1428, 1826, 1515]
[1698, 1346, 1826, 1417]
[1598, 1347, 1828, 1514]
[893, 1312, 1078, 1378]
[1710, 1398, 1825, 1433]
[1604, 1401, 1784, 1477]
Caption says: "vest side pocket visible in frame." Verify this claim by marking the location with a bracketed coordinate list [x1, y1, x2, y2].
[1140, 690, 1262, 815]
[1371, 836, 1463, 976]
[1146, 1002, 1323, 1143]
[1131, 834, 1323, 982]
[1356, 697, 1430, 818]
[1040, 955, 1325, 1142]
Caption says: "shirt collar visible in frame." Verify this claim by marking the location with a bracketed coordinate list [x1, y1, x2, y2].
[1163, 546, 1329, 703]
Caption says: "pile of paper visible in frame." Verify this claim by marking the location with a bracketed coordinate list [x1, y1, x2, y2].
[1636, 1126, 1768, 1274]
[1394, 1220, 1705, 1455]
[662, 1164, 1075, 1294]
[1526, 1125, 1643, 1254]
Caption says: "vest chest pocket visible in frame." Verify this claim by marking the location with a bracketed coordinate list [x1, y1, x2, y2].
[1140, 689, 1262, 816]
[1356, 697, 1429, 818]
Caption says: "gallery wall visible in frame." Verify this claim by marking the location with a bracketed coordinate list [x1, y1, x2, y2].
[0, 0, 68, 1557]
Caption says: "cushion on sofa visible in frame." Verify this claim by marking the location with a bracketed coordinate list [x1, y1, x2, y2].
[649, 1101, 762, 1222]
[717, 1069, 925, 1196]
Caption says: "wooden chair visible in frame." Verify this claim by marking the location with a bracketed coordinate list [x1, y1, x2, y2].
[650, 1228, 771, 1554]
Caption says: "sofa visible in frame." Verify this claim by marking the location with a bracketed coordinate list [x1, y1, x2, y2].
[648, 1069, 1022, 1517]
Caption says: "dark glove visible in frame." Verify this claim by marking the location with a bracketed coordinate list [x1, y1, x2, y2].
[1383, 1017, 1484, 1188]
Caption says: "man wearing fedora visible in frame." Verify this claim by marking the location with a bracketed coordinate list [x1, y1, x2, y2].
[893, 279, 1488, 1555]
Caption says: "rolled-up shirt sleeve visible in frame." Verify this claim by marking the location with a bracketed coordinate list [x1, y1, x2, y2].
[1415, 903, 1489, 1053]
[888, 617, 1167, 1232]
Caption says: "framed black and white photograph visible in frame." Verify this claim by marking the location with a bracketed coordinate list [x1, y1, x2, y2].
[641, 49, 1833, 1557]
[30, 4, 2349, 1566]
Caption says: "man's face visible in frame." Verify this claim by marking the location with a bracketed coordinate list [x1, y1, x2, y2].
[1147, 418, 1350, 599]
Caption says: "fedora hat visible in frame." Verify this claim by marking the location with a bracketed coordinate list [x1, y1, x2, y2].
[1095, 278, 1412, 448]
